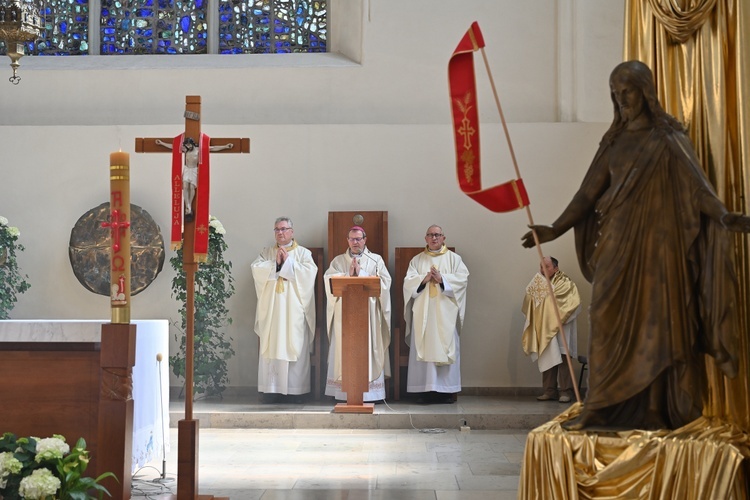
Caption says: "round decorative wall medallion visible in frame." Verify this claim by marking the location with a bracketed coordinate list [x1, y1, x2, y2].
[68, 202, 165, 296]
[352, 214, 364, 226]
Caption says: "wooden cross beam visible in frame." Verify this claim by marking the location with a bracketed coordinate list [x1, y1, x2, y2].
[135, 95, 248, 500]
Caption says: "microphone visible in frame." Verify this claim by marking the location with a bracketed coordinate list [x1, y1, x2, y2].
[357, 251, 381, 277]
[155, 353, 169, 482]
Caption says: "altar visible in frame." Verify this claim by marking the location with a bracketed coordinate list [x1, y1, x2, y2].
[0, 319, 170, 473]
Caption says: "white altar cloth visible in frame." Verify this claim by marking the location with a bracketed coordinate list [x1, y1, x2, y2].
[0, 319, 170, 473]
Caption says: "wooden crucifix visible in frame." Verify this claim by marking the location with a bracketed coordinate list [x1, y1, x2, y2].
[135, 95, 249, 500]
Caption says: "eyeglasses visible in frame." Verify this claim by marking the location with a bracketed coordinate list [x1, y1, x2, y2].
[274, 227, 292, 233]
[426, 233, 443, 238]
[348, 237, 365, 243]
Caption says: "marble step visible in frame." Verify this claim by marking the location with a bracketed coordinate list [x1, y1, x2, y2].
[168, 396, 566, 430]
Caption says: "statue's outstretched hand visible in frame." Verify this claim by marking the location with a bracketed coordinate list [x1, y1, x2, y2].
[722, 212, 750, 233]
[521, 225, 557, 248]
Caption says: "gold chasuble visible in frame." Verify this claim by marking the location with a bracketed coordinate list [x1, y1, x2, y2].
[521, 271, 580, 360]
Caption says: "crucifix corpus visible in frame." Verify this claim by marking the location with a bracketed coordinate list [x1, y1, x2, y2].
[135, 95, 249, 500]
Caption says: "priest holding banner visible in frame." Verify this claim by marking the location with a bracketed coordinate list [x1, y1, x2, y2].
[521, 256, 581, 404]
[404, 225, 469, 404]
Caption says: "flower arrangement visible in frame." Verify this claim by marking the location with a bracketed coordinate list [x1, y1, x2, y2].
[0, 433, 115, 500]
[0, 216, 31, 319]
[170, 215, 236, 398]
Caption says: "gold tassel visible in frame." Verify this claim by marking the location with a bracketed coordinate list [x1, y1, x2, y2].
[275, 277, 285, 293]
[429, 282, 438, 297]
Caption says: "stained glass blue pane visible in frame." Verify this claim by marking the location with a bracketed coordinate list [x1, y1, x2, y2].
[0, 0, 327, 57]
[99, 0, 208, 54]
[15, 0, 90, 55]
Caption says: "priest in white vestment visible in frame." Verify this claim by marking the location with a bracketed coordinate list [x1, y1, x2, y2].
[521, 256, 581, 403]
[404, 225, 469, 404]
[324, 226, 391, 402]
[251, 217, 317, 401]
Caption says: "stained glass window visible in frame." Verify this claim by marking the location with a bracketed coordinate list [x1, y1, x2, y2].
[1, 0, 326, 56]
[100, 0, 208, 54]
[219, 0, 326, 54]
[35, 0, 89, 55]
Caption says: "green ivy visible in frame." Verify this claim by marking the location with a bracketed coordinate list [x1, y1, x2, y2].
[0, 217, 31, 320]
[169, 217, 236, 399]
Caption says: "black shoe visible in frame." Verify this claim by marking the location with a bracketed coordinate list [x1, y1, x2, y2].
[414, 393, 430, 405]
[433, 393, 455, 404]
[260, 393, 280, 404]
[416, 392, 454, 405]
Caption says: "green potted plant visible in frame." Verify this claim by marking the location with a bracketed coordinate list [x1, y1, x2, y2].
[170, 216, 236, 399]
[0, 433, 116, 500]
[0, 216, 31, 320]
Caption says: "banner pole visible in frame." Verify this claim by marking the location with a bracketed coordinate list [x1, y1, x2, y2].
[479, 46, 582, 403]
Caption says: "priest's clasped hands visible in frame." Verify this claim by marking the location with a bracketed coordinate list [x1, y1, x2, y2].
[421, 265, 443, 285]
[276, 246, 288, 267]
[348, 256, 361, 276]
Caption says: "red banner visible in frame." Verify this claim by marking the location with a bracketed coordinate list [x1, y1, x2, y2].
[170, 134, 183, 251]
[448, 22, 530, 213]
[194, 133, 210, 261]
[169, 133, 211, 261]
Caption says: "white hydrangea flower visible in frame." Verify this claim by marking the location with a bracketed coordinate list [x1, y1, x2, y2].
[0, 216, 8, 226]
[209, 217, 226, 235]
[34, 436, 69, 463]
[7, 226, 20, 238]
[18, 468, 60, 500]
[0, 451, 23, 488]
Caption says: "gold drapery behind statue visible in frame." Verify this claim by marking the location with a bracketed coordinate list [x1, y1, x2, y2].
[519, 404, 750, 499]
[625, 0, 750, 432]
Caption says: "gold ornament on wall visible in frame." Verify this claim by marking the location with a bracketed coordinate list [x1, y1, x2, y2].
[0, 0, 44, 84]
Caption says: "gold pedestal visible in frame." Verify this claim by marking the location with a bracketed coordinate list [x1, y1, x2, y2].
[519, 404, 750, 499]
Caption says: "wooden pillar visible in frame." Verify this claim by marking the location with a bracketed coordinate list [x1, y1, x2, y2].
[97, 323, 136, 500]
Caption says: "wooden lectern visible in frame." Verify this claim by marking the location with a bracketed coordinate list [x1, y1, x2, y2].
[329, 275, 381, 414]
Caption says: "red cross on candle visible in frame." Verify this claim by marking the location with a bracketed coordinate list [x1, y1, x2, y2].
[101, 209, 131, 252]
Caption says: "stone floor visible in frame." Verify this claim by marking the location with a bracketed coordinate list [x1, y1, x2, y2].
[131, 394, 570, 499]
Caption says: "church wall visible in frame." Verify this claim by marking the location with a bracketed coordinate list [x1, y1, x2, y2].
[0, 0, 623, 127]
[0, 122, 603, 390]
[0, 0, 624, 391]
